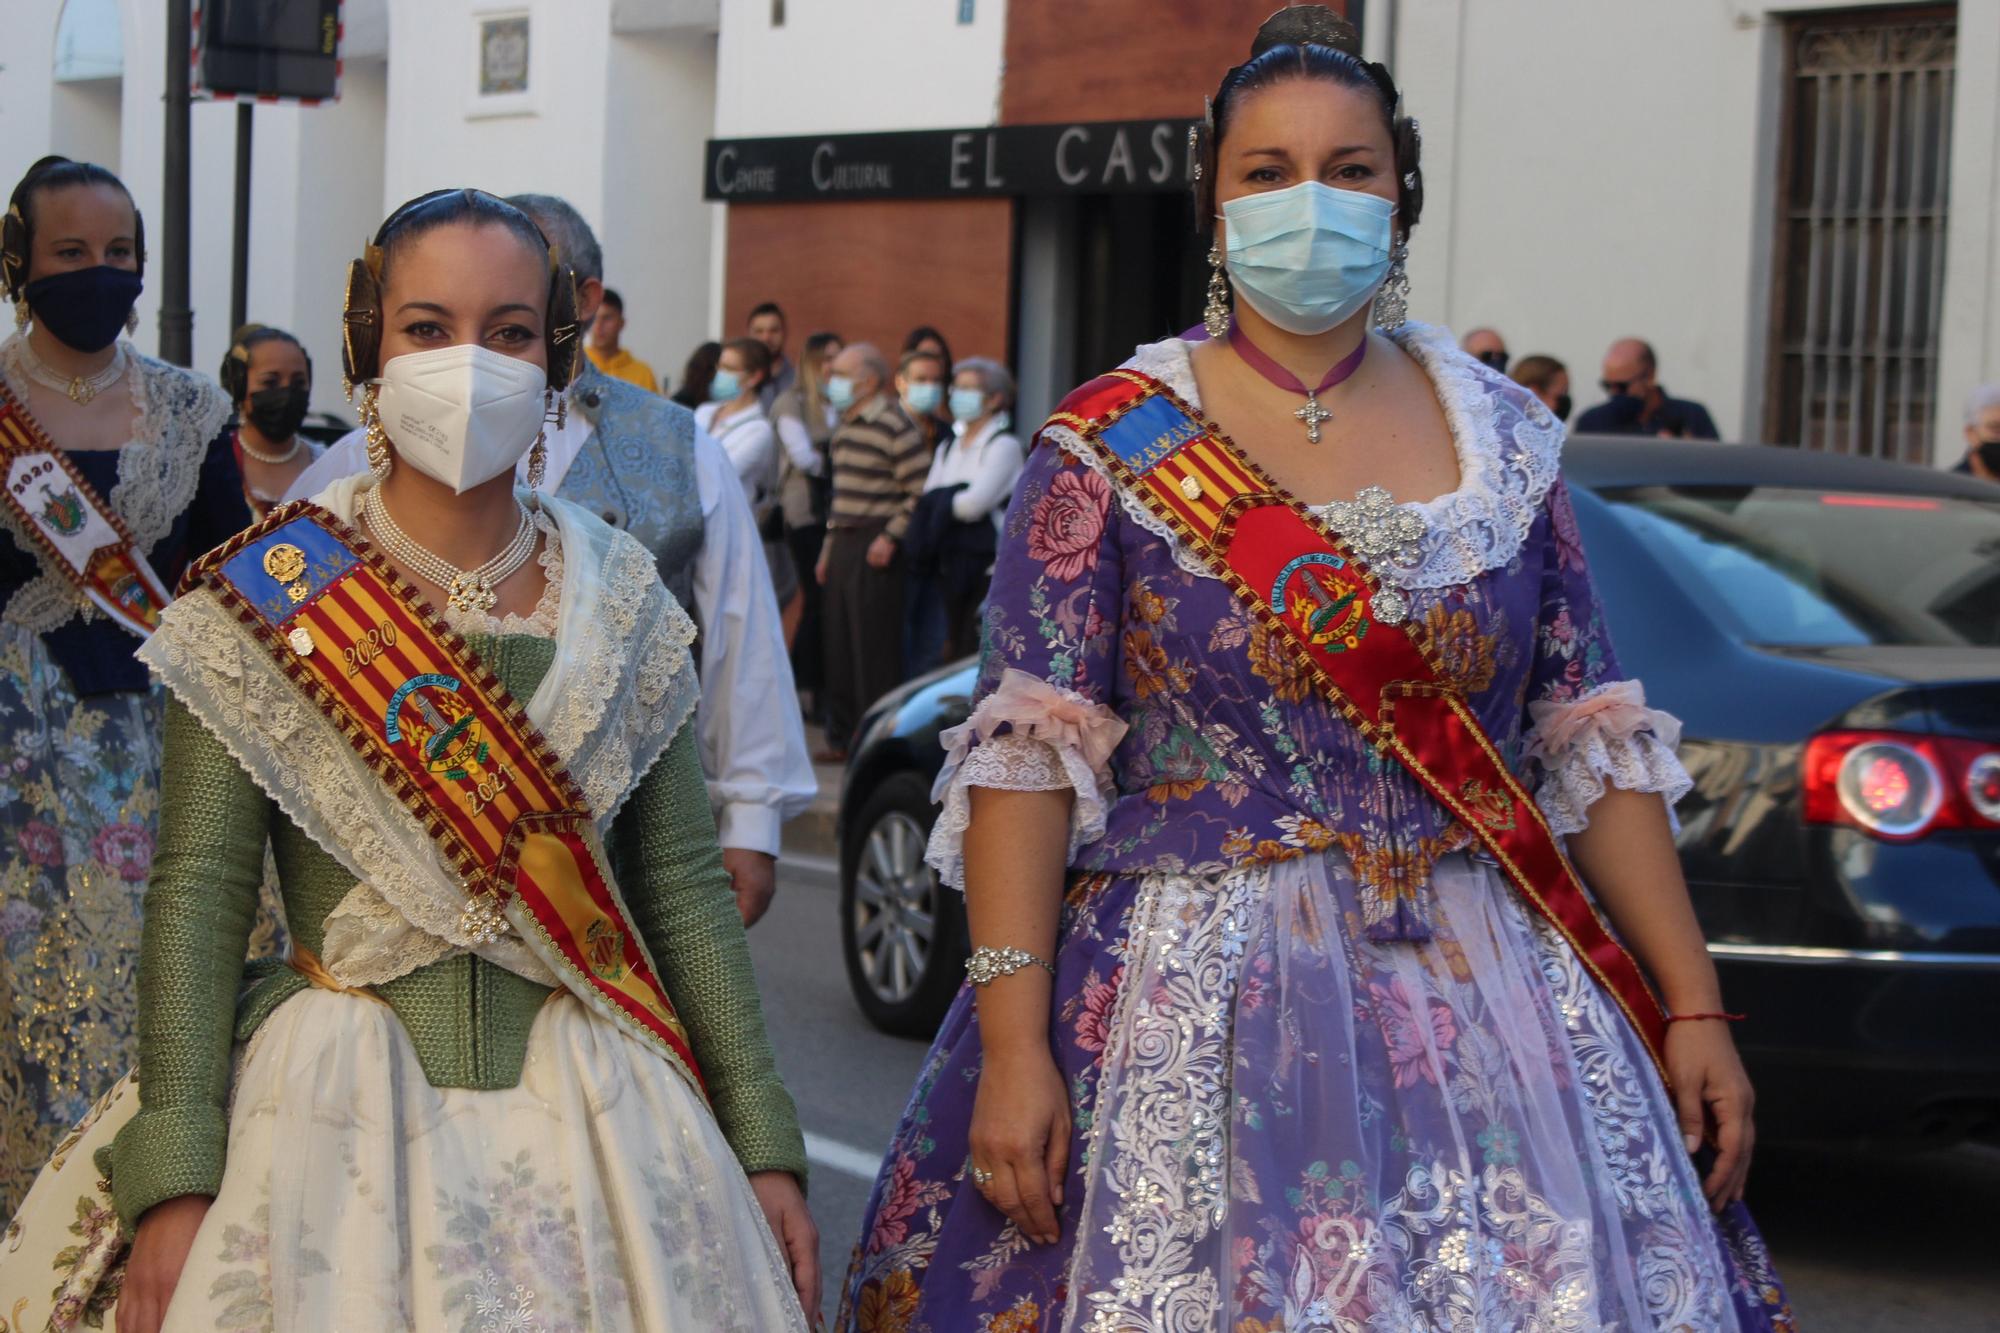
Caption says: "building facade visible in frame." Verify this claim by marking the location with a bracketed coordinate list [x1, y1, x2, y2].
[3, 1, 1995, 464]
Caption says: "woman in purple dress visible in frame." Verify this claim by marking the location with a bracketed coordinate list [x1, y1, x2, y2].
[839, 10, 1795, 1332]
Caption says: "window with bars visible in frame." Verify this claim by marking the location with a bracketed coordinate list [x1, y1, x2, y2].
[1766, 9, 1955, 463]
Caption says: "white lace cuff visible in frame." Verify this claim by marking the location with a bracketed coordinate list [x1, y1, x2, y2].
[923, 669, 1127, 889]
[1524, 679, 1694, 836]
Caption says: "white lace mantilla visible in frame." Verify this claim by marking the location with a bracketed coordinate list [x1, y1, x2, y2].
[0, 334, 232, 633]
[138, 482, 699, 992]
[1041, 322, 1565, 591]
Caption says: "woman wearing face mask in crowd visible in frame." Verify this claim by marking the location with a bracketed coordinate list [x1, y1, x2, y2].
[903, 357, 1025, 670]
[839, 11, 1794, 1331]
[0, 156, 250, 1216]
[770, 330, 842, 689]
[0, 189, 818, 1332]
[699, 336, 799, 620]
[1956, 383, 2000, 480]
[219, 322, 323, 519]
[1511, 351, 1573, 425]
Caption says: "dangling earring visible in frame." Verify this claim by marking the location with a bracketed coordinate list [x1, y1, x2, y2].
[12, 300, 26, 332]
[1374, 236, 1410, 333]
[526, 429, 547, 492]
[551, 386, 567, 432]
[362, 385, 393, 480]
[1203, 240, 1231, 339]
[125, 308, 139, 335]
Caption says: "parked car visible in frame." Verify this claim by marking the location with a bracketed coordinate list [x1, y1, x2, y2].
[838, 438, 2000, 1144]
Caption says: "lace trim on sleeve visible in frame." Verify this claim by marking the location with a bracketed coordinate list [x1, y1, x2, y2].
[922, 668, 1128, 889]
[925, 734, 1112, 891]
[1524, 679, 1694, 836]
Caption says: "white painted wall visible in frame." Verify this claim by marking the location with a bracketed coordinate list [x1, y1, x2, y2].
[602, 28, 717, 390]
[712, 0, 1006, 137]
[1390, 0, 1995, 462]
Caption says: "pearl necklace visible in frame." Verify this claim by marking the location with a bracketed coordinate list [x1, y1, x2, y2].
[361, 485, 538, 615]
[236, 430, 303, 465]
[18, 338, 126, 406]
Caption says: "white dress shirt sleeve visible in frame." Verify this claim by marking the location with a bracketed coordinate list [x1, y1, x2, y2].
[773, 410, 824, 477]
[952, 429, 1027, 523]
[688, 427, 817, 855]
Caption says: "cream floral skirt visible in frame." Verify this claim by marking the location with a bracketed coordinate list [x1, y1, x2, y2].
[2, 989, 809, 1332]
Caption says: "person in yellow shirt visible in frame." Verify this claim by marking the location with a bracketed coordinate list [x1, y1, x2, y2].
[585, 287, 660, 394]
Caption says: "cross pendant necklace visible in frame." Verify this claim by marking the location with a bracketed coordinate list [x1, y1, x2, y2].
[1226, 319, 1368, 444]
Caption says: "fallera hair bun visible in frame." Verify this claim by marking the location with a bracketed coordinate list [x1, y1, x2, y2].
[1251, 5, 1360, 59]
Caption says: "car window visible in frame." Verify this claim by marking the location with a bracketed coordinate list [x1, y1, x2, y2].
[1599, 485, 2000, 647]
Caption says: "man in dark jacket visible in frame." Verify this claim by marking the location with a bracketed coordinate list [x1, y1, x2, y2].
[1576, 338, 1720, 440]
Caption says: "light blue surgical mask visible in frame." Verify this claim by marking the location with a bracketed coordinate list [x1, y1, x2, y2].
[826, 374, 857, 410]
[1221, 183, 1396, 335]
[949, 387, 988, 423]
[709, 368, 741, 401]
[904, 381, 943, 416]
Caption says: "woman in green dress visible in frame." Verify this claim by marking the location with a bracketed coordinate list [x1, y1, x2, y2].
[1, 189, 819, 1333]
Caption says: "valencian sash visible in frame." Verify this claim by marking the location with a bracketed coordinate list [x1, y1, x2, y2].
[0, 382, 173, 638]
[183, 502, 707, 1093]
[1048, 371, 1672, 1080]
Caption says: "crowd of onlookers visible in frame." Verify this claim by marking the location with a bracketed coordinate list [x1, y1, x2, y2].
[1474, 326, 2000, 483]
[607, 301, 1023, 759]
[604, 306, 2000, 755]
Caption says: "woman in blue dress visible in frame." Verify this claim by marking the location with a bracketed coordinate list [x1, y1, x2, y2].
[0, 157, 249, 1215]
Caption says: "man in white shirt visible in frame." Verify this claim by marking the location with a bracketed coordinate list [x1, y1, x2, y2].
[287, 195, 814, 926]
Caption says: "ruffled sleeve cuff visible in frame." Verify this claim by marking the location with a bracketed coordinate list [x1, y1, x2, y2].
[924, 668, 1128, 889]
[1524, 679, 1693, 837]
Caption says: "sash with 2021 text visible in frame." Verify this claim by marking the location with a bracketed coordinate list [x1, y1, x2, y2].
[185, 501, 707, 1094]
[1046, 370, 1673, 1081]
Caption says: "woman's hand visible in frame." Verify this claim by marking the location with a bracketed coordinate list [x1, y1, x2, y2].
[967, 1042, 1071, 1246]
[116, 1194, 211, 1333]
[749, 1170, 821, 1326]
[1664, 1019, 1755, 1210]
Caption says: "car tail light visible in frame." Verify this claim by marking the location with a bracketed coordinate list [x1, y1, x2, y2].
[1804, 730, 2000, 839]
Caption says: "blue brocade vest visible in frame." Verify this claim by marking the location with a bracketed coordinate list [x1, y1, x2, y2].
[558, 364, 705, 610]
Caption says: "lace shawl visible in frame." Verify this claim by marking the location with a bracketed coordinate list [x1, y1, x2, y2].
[0, 336, 232, 633]
[1039, 321, 1566, 590]
[137, 480, 699, 989]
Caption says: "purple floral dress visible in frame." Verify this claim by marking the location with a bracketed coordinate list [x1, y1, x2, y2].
[838, 326, 1796, 1333]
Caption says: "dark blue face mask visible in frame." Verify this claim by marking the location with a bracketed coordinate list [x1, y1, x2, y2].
[25, 266, 143, 353]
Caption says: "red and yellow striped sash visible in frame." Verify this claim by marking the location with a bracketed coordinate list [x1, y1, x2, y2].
[186, 501, 705, 1092]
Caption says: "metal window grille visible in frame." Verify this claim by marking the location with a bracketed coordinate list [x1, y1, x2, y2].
[1767, 9, 1955, 463]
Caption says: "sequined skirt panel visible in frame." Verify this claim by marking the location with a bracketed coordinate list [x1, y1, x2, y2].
[837, 854, 1797, 1333]
[0, 626, 163, 1219]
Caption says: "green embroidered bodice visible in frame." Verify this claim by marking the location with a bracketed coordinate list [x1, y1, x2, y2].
[106, 634, 805, 1227]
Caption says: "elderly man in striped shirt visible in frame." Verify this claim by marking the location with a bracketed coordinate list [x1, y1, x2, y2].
[813, 342, 932, 761]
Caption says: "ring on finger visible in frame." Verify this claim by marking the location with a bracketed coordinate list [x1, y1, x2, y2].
[969, 1163, 994, 1187]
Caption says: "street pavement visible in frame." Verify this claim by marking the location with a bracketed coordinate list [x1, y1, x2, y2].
[749, 854, 2000, 1330]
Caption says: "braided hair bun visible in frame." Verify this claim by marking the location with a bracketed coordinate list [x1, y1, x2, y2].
[1250, 5, 1360, 58]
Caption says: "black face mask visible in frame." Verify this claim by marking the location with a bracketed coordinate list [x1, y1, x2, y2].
[245, 383, 310, 442]
[1476, 348, 1510, 373]
[1554, 393, 1573, 424]
[1975, 439, 2000, 475]
[24, 266, 143, 353]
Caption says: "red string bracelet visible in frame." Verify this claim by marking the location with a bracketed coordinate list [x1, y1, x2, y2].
[1666, 1011, 1746, 1024]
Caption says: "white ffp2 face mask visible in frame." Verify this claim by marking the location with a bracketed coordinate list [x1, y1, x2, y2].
[373, 344, 549, 493]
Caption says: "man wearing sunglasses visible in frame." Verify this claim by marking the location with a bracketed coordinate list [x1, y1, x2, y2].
[1575, 337, 1720, 440]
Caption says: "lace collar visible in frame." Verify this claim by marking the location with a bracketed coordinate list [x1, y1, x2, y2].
[1051, 321, 1565, 590]
[0, 334, 231, 631]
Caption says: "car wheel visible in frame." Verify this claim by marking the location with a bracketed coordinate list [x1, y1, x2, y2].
[840, 771, 967, 1037]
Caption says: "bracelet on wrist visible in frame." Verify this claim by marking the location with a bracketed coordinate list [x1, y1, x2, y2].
[1665, 1010, 1745, 1025]
[965, 945, 1055, 987]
